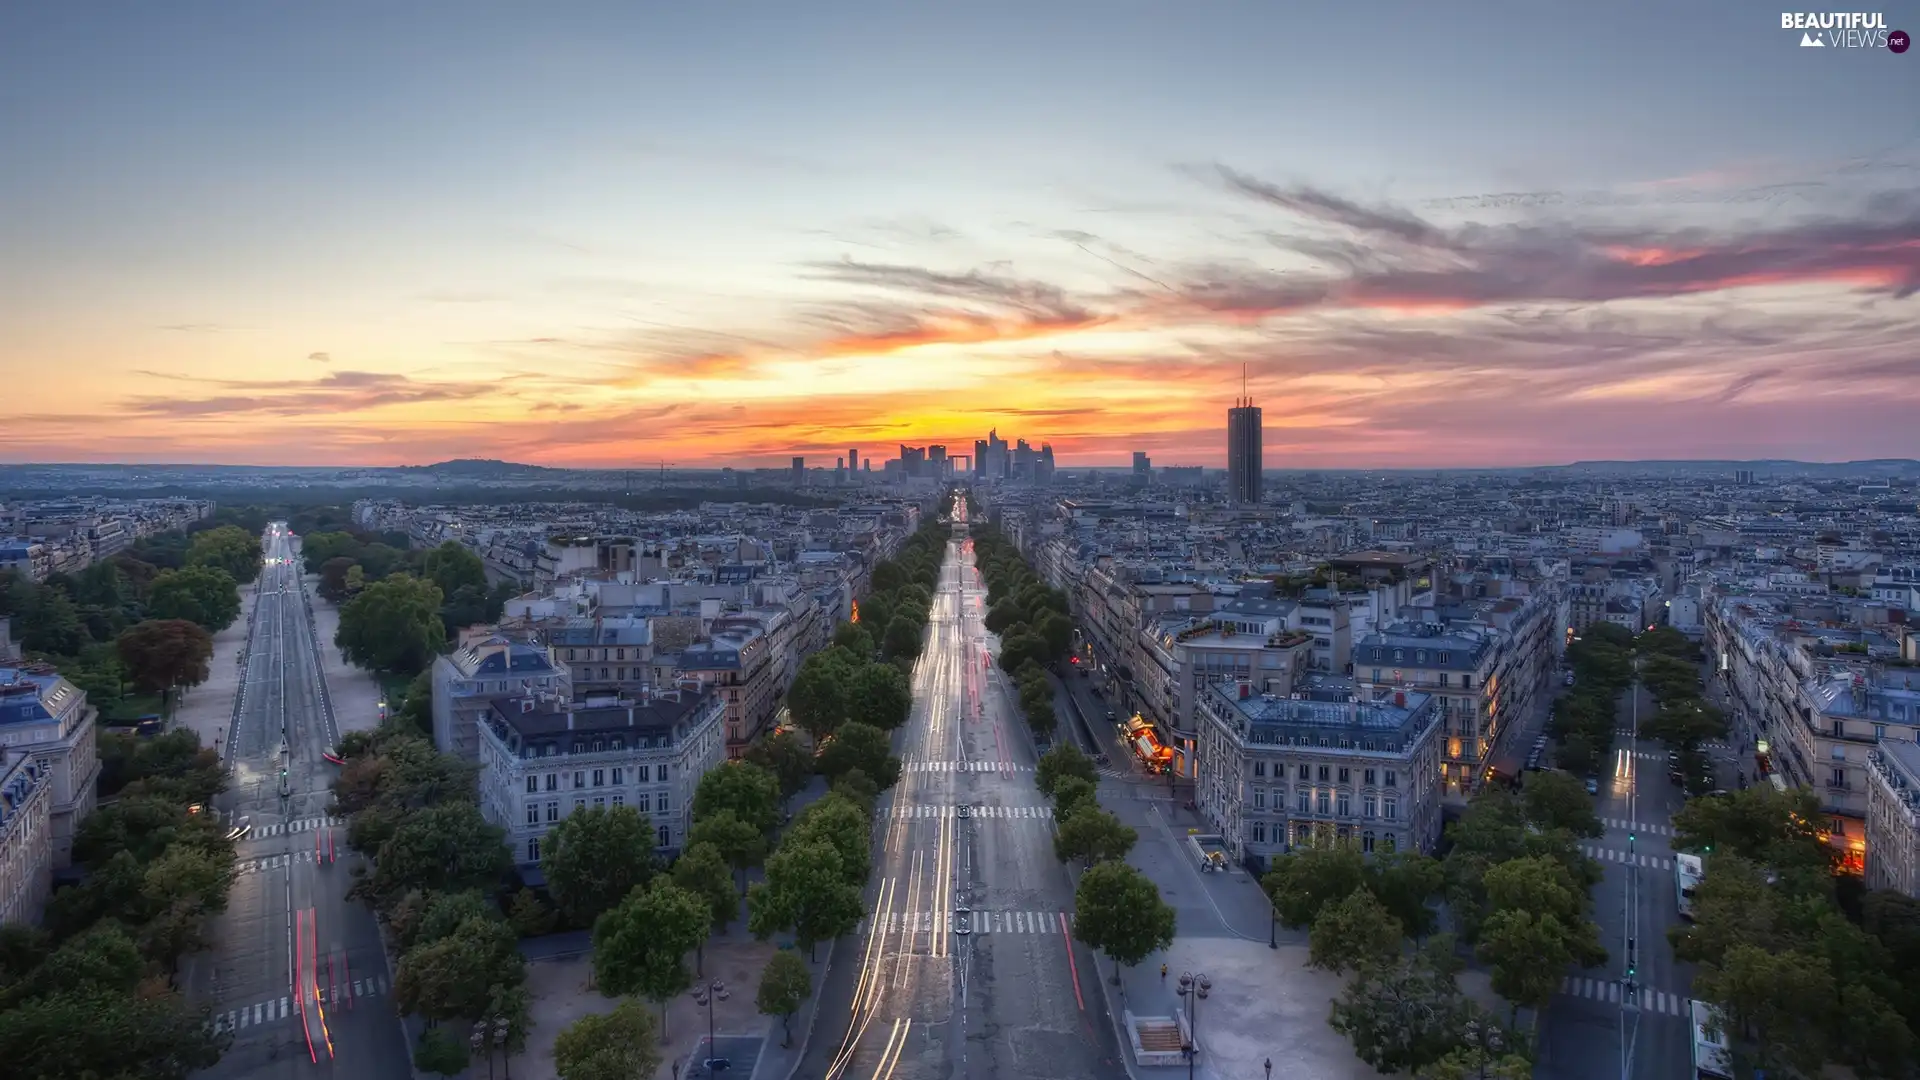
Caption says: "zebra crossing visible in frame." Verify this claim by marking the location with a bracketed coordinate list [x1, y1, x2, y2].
[236, 850, 320, 875]
[251, 816, 341, 838]
[887, 804, 1055, 820]
[1581, 844, 1673, 872]
[867, 910, 1068, 935]
[903, 761, 1035, 774]
[212, 975, 389, 1033]
[1615, 732, 1728, 752]
[1602, 817, 1673, 837]
[1558, 975, 1690, 1018]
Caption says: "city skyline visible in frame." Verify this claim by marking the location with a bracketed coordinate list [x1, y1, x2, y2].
[3, 2, 1917, 469]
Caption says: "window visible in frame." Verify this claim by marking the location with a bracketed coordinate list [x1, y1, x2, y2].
[1462, 675, 1473, 690]
[612, 767, 624, 785]
[1385, 770, 1398, 788]
[545, 773, 558, 792]
[573, 798, 586, 814]
[1361, 830, 1375, 854]
[1364, 768, 1376, 786]
[1384, 798, 1398, 820]
[1297, 790, 1311, 813]
[1382, 834, 1397, 853]
[525, 776, 539, 794]
[1336, 767, 1350, 784]
[1298, 764, 1310, 780]
[1832, 767, 1847, 787]
[1363, 795, 1377, 819]
[527, 838, 540, 862]
[658, 793, 671, 815]
[547, 802, 559, 822]
[1337, 793, 1352, 817]
[1875, 724, 1888, 740]
[1372, 648, 1383, 661]
[1253, 788, 1267, 809]
[658, 825, 671, 847]
[573, 771, 586, 789]
[1252, 821, 1267, 844]
[1317, 791, 1330, 815]
[1439, 651, 1451, 664]
[1394, 650, 1404, 663]
[591, 740, 604, 753]
[594, 796, 606, 810]
[565, 649, 575, 661]
[655, 764, 667, 782]
[1317, 765, 1330, 782]
[1833, 720, 1846, 738]
[612, 793, 624, 807]
[1254, 761, 1266, 778]
[1439, 673, 1450, 688]
[617, 648, 626, 661]
[600, 667, 610, 680]
[1371, 668, 1382, 683]
[1415, 650, 1427, 665]
[1832, 745, 1846, 761]
[526, 804, 540, 825]
[592, 769, 605, 787]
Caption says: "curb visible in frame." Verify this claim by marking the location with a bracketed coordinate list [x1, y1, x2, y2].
[777, 937, 838, 1080]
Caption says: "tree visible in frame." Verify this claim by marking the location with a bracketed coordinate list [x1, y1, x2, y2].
[1673, 784, 1833, 880]
[5, 921, 144, 1005]
[788, 793, 873, 886]
[592, 879, 711, 1034]
[744, 730, 816, 801]
[543, 804, 658, 928]
[1521, 770, 1603, 838]
[421, 541, 487, 599]
[317, 556, 359, 603]
[673, 842, 740, 972]
[1049, 775, 1099, 824]
[849, 662, 913, 731]
[360, 802, 510, 911]
[186, 525, 263, 585]
[1264, 842, 1368, 929]
[336, 573, 444, 673]
[393, 915, 525, 1025]
[394, 890, 497, 952]
[747, 839, 866, 959]
[115, 619, 214, 704]
[145, 565, 241, 632]
[1054, 806, 1134, 865]
[1310, 887, 1404, 976]
[1366, 851, 1446, 940]
[1477, 909, 1575, 1023]
[1329, 952, 1473, 1075]
[413, 1026, 470, 1078]
[0, 988, 228, 1080]
[552, 999, 660, 1080]
[984, 599, 1023, 634]
[1073, 861, 1175, 974]
[787, 648, 856, 741]
[693, 763, 783, 837]
[881, 615, 924, 661]
[998, 632, 1047, 674]
[509, 888, 558, 938]
[757, 949, 813, 1047]
[817, 722, 900, 790]
[1036, 611, 1074, 658]
[1694, 944, 1837, 1079]
[832, 621, 873, 657]
[1036, 743, 1097, 796]
[689, 809, 769, 896]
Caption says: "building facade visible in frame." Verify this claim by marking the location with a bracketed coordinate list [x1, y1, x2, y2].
[431, 636, 569, 761]
[0, 666, 98, 868]
[0, 748, 52, 924]
[1867, 739, 1920, 898]
[1226, 399, 1263, 506]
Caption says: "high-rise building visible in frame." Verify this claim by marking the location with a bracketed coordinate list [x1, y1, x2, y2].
[1227, 395, 1263, 506]
[928, 445, 947, 479]
[849, 448, 859, 472]
[791, 456, 805, 483]
[1133, 451, 1152, 485]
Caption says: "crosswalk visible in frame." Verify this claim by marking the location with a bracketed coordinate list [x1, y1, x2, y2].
[903, 761, 1035, 774]
[1614, 732, 1728, 752]
[251, 816, 342, 838]
[867, 910, 1068, 935]
[236, 850, 323, 875]
[1558, 976, 1690, 1018]
[1602, 817, 1673, 837]
[1581, 844, 1673, 871]
[212, 975, 389, 1033]
[887, 804, 1055, 820]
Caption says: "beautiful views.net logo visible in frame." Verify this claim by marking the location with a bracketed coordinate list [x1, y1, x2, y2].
[1781, 11, 1910, 50]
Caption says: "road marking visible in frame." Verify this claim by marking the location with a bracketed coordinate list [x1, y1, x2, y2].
[1602, 817, 1672, 837]
[904, 760, 1034, 773]
[1558, 976, 1688, 1016]
[887, 804, 1054, 819]
[253, 816, 343, 838]
[1580, 844, 1673, 871]
[214, 977, 386, 1033]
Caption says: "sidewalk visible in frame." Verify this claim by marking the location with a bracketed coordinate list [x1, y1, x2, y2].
[172, 581, 261, 757]
[303, 573, 385, 738]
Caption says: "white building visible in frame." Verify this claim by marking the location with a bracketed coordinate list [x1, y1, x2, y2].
[0, 748, 52, 924]
[474, 686, 726, 868]
[1867, 739, 1920, 898]
[0, 665, 99, 868]
[431, 636, 569, 762]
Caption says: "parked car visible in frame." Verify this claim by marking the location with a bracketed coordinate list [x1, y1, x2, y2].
[1584, 777, 1599, 795]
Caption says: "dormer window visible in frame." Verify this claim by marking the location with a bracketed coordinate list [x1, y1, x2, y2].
[1393, 650, 1405, 663]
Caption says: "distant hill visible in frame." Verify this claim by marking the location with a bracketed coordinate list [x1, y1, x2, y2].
[1562, 459, 1920, 477]
[399, 458, 565, 478]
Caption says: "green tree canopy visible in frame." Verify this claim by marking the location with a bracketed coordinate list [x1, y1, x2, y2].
[688, 808, 769, 896]
[552, 999, 660, 1080]
[1521, 770, 1604, 838]
[336, 573, 445, 673]
[849, 662, 913, 731]
[542, 804, 658, 928]
[145, 565, 241, 632]
[393, 914, 525, 1025]
[744, 730, 816, 801]
[1073, 860, 1175, 970]
[746, 838, 866, 956]
[1054, 807, 1137, 865]
[1309, 887, 1405, 976]
[360, 802, 510, 912]
[692, 762, 782, 837]
[787, 793, 873, 886]
[756, 949, 813, 1047]
[1035, 743, 1097, 796]
[186, 525, 264, 585]
[115, 619, 214, 698]
[787, 648, 857, 741]
[816, 722, 901, 790]
[591, 879, 711, 1033]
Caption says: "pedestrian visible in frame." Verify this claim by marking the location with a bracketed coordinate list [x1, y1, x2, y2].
[1160, 963, 1167, 981]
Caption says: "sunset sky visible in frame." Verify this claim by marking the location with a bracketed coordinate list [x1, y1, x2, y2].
[2, 2, 1916, 469]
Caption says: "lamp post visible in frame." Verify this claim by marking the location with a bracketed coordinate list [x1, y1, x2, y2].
[494, 1017, 512, 1079]
[469, 1021, 491, 1080]
[1174, 971, 1211, 1080]
[1461, 1019, 1506, 1079]
[691, 979, 730, 1073]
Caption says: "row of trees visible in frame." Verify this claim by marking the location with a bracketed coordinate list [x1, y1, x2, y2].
[0, 728, 236, 1079]
[328, 713, 530, 1076]
[970, 526, 1074, 677]
[1632, 626, 1730, 795]
[1671, 784, 1920, 1077]
[329, 540, 514, 676]
[1550, 622, 1638, 777]
[0, 524, 259, 720]
[1259, 775, 1609, 1075]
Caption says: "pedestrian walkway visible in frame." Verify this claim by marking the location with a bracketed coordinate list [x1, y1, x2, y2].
[1558, 975, 1690, 1019]
[886, 804, 1054, 819]
[1581, 844, 1672, 871]
[211, 974, 389, 1032]
[251, 815, 341, 838]
[1602, 816, 1673, 837]
[865, 909, 1069, 935]
[1615, 731, 1727, 752]
[902, 760, 1034, 773]
[236, 850, 326, 875]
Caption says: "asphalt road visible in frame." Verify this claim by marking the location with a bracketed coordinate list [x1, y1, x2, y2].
[184, 525, 409, 1080]
[1538, 681, 1698, 1080]
[806, 509, 1123, 1080]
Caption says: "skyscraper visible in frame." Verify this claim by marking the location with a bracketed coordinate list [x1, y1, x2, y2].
[1227, 390, 1263, 506]
[848, 448, 859, 472]
[1132, 451, 1152, 486]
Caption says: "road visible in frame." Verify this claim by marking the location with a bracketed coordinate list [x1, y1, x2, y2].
[806, 499, 1123, 1080]
[1538, 680, 1698, 1080]
[183, 524, 409, 1080]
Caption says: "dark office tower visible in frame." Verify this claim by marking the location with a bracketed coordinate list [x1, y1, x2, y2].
[791, 456, 805, 483]
[973, 439, 989, 476]
[1132, 451, 1151, 486]
[928, 445, 948, 478]
[1227, 395, 1263, 506]
[849, 448, 859, 472]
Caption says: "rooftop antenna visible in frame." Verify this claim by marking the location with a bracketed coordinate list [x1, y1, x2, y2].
[1242, 361, 1247, 405]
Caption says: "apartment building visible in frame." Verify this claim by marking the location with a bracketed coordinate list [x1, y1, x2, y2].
[430, 636, 569, 762]
[1194, 676, 1444, 870]
[1867, 739, 1920, 898]
[1134, 597, 1315, 780]
[1354, 624, 1501, 793]
[0, 665, 99, 867]
[475, 686, 725, 867]
[0, 748, 52, 924]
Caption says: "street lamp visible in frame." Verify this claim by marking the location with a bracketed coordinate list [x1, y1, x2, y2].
[1461, 1020, 1506, 1079]
[1174, 971, 1211, 1080]
[691, 979, 730, 1073]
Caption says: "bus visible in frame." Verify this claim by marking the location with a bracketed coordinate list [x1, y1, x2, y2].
[1676, 852, 1704, 920]
[1690, 999, 1733, 1078]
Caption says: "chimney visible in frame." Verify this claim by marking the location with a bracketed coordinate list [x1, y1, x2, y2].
[1394, 691, 1406, 708]
[1238, 682, 1251, 700]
